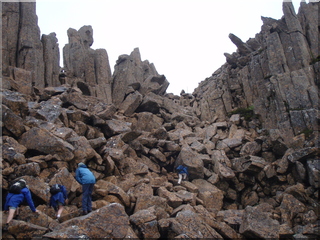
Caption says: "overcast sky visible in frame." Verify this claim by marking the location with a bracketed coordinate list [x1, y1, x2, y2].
[36, 0, 303, 95]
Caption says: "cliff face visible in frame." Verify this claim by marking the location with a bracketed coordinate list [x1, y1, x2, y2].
[192, 2, 319, 146]
[2, 2, 169, 106]
[2, 2, 44, 91]
[1, 1, 319, 240]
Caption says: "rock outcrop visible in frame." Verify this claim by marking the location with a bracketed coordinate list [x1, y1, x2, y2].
[2, 2, 44, 89]
[1, 1, 319, 240]
[193, 1, 319, 146]
[63, 25, 113, 102]
[42, 33, 60, 87]
[112, 47, 169, 108]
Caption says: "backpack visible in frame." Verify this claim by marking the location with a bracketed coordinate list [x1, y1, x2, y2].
[18, 179, 27, 188]
[50, 184, 61, 195]
[177, 165, 188, 175]
[9, 182, 23, 194]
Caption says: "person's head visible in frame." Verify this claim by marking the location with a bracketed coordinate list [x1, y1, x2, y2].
[78, 162, 86, 168]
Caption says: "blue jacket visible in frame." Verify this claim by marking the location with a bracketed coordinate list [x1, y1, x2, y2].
[50, 185, 68, 210]
[75, 164, 96, 185]
[4, 187, 36, 212]
[176, 165, 188, 175]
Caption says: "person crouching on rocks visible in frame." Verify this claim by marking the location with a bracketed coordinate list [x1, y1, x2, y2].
[3, 179, 38, 231]
[75, 162, 96, 215]
[49, 184, 68, 219]
[176, 165, 188, 184]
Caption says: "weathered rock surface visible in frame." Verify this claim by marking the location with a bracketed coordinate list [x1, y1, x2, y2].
[44, 203, 135, 239]
[42, 32, 60, 87]
[2, 2, 44, 88]
[192, 1, 319, 147]
[62, 26, 113, 102]
[239, 204, 280, 239]
[1, 1, 319, 240]
[111, 48, 169, 108]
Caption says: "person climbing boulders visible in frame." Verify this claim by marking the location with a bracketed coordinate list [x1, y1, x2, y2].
[49, 183, 68, 219]
[75, 162, 96, 215]
[176, 165, 188, 184]
[3, 179, 38, 231]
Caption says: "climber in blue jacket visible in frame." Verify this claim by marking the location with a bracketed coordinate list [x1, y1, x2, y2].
[75, 162, 96, 215]
[49, 184, 68, 219]
[4, 179, 38, 230]
[176, 165, 188, 184]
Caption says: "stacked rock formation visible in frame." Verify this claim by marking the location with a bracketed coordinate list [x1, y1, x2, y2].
[62, 25, 113, 102]
[1, 1, 319, 239]
[192, 2, 319, 146]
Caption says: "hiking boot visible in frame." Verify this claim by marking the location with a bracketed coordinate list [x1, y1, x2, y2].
[82, 211, 88, 215]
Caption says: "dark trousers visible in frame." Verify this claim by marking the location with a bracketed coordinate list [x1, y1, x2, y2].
[82, 183, 94, 212]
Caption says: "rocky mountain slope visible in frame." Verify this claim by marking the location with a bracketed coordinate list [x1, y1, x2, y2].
[1, 1, 319, 239]
[192, 2, 319, 146]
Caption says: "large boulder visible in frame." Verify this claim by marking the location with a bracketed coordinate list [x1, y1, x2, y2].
[60, 91, 88, 110]
[140, 75, 169, 96]
[3, 219, 47, 239]
[280, 193, 306, 227]
[129, 207, 161, 239]
[130, 112, 164, 132]
[1, 90, 29, 118]
[212, 150, 235, 179]
[2, 136, 27, 164]
[67, 136, 96, 160]
[232, 155, 268, 173]
[95, 180, 130, 207]
[15, 162, 40, 178]
[44, 203, 136, 239]
[19, 127, 74, 161]
[239, 204, 280, 239]
[101, 119, 132, 138]
[157, 187, 183, 209]
[119, 91, 143, 116]
[176, 144, 204, 180]
[192, 179, 224, 211]
[34, 97, 63, 122]
[134, 195, 172, 214]
[166, 208, 223, 238]
[194, 205, 240, 239]
[136, 92, 163, 114]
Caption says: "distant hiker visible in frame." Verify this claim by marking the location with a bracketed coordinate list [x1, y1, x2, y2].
[3, 179, 38, 230]
[75, 162, 96, 215]
[49, 184, 68, 219]
[176, 165, 188, 184]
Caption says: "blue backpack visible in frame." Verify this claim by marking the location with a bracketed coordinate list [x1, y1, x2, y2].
[9, 179, 26, 194]
[9, 182, 22, 194]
